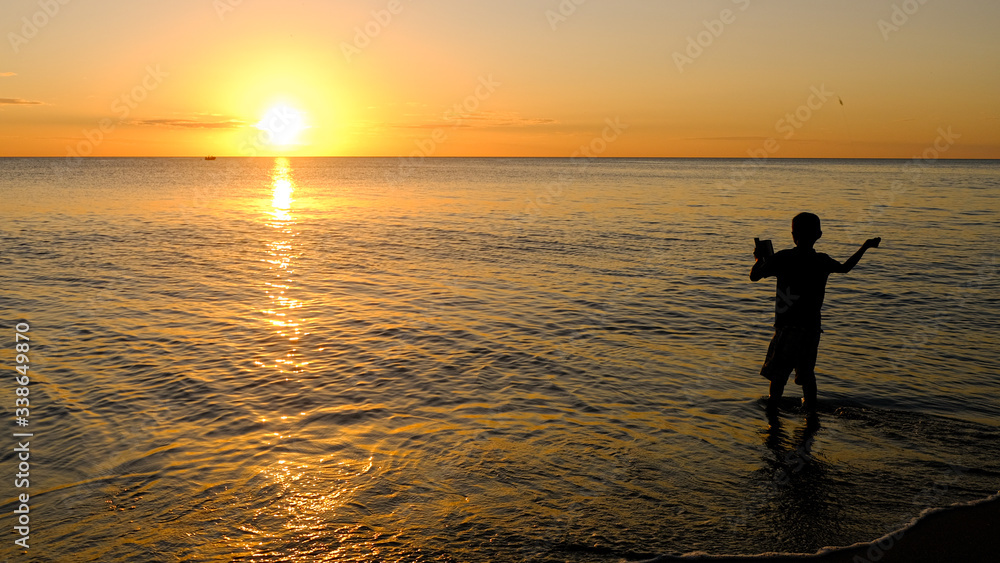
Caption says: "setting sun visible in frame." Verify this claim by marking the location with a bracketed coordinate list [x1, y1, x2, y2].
[1, 2, 997, 157]
[2, 1, 999, 560]
[255, 105, 309, 148]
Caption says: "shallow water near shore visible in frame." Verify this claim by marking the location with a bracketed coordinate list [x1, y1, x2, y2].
[1, 157, 998, 561]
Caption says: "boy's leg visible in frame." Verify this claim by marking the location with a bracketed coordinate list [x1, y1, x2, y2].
[768, 377, 788, 412]
[800, 374, 817, 411]
[796, 332, 822, 411]
[760, 330, 792, 412]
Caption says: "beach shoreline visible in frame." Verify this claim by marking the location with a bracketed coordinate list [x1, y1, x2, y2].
[645, 492, 1000, 562]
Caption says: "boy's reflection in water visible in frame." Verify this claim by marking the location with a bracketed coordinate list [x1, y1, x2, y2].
[756, 413, 844, 552]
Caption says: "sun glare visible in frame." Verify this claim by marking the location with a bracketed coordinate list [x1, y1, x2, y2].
[256, 105, 309, 147]
[271, 157, 294, 213]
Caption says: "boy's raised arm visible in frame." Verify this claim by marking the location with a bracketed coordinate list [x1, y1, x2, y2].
[750, 249, 770, 281]
[835, 237, 881, 273]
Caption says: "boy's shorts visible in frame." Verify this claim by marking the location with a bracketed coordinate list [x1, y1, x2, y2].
[760, 327, 821, 386]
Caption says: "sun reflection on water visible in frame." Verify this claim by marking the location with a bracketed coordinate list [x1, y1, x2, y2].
[249, 159, 405, 558]
[261, 157, 306, 372]
[272, 179, 293, 214]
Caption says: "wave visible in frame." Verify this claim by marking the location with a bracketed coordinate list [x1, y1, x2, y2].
[640, 491, 1000, 562]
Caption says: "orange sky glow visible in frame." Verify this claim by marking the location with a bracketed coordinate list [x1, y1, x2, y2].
[2, 0, 998, 158]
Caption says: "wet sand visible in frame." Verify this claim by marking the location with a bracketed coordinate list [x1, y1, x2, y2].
[645, 492, 1000, 563]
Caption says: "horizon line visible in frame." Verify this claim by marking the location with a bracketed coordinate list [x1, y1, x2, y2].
[3, 155, 999, 161]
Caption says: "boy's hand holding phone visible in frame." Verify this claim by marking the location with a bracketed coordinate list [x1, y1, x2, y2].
[754, 238, 774, 261]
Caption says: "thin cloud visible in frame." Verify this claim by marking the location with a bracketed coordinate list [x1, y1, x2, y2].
[462, 111, 559, 128]
[395, 111, 558, 129]
[686, 136, 772, 141]
[0, 97, 43, 105]
[0, 72, 16, 77]
[686, 136, 835, 144]
[131, 117, 247, 129]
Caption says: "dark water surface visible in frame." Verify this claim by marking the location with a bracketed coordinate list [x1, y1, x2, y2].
[1, 157, 998, 562]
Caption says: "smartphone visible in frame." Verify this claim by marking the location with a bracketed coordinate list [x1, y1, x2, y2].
[754, 237, 774, 259]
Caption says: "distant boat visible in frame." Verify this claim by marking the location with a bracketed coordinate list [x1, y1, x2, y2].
[204, 156, 216, 160]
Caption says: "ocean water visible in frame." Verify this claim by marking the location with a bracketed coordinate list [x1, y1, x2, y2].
[0, 157, 998, 562]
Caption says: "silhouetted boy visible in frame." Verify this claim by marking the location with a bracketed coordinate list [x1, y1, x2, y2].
[750, 212, 880, 413]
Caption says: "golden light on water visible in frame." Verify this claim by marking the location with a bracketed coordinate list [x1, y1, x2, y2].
[271, 157, 295, 216]
[261, 157, 306, 372]
[273, 179, 293, 210]
[251, 159, 388, 559]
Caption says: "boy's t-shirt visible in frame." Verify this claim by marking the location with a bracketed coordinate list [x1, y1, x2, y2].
[757, 247, 842, 331]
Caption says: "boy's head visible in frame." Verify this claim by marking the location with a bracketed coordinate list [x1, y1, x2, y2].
[792, 212, 822, 247]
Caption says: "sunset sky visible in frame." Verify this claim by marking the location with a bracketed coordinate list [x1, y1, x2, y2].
[2, 0, 998, 158]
